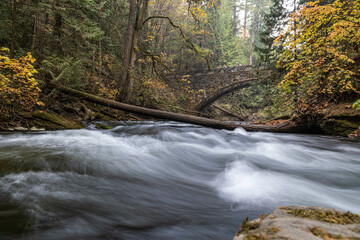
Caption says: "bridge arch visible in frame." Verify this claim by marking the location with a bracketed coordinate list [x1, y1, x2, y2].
[164, 65, 271, 113]
[194, 78, 257, 112]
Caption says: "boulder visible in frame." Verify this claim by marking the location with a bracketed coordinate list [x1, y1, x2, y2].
[234, 206, 360, 240]
[32, 110, 83, 130]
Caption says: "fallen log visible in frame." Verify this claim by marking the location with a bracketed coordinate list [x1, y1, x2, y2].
[238, 120, 304, 133]
[213, 105, 245, 121]
[52, 83, 304, 133]
[52, 84, 237, 130]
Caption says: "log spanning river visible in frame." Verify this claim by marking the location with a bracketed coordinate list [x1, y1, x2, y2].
[0, 122, 359, 240]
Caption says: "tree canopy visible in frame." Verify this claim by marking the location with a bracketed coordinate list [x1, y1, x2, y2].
[275, 0, 360, 110]
[0, 0, 359, 119]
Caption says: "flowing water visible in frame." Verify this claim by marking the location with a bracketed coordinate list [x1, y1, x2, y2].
[0, 121, 359, 240]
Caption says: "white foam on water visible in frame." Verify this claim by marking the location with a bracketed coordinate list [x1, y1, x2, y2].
[211, 161, 281, 205]
[233, 127, 248, 136]
[211, 138, 360, 213]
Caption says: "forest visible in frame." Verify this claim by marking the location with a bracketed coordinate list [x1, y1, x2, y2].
[0, 0, 359, 136]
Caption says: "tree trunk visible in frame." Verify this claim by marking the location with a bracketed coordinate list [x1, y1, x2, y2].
[31, 16, 37, 53]
[53, 2, 62, 54]
[249, 0, 258, 65]
[99, 41, 102, 81]
[232, 0, 237, 37]
[242, 0, 247, 40]
[293, 0, 297, 60]
[31, 7, 47, 56]
[10, 0, 17, 58]
[141, 1, 150, 74]
[129, 0, 149, 86]
[116, 0, 137, 102]
[51, 83, 304, 133]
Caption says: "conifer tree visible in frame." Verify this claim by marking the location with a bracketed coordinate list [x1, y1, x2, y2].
[256, 0, 287, 64]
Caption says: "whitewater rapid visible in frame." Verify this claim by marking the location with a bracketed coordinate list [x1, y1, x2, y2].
[0, 122, 359, 239]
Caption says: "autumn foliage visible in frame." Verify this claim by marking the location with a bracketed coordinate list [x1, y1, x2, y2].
[0, 48, 43, 109]
[275, 0, 360, 106]
[354, 99, 360, 110]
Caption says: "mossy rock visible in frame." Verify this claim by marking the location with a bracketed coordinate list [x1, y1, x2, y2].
[243, 227, 280, 240]
[93, 112, 106, 121]
[32, 111, 83, 130]
[317, 118, 359, 136]
[95, 123, 113, 130]
[320, 102, 360, 121]
[309, 227, 350, 239]
[279, 207, 360, 225]
[238, 217, 261, 234]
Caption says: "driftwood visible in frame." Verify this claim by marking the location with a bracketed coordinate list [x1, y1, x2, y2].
[52, 84, 303, 133]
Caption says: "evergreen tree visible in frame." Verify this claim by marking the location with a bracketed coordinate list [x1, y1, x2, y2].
[256, 0, 287, 64]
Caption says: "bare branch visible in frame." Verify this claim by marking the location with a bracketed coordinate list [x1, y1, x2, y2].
[143, 15, 211, 70]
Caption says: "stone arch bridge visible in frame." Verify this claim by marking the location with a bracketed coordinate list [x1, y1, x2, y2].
[164, 65, 268, 112]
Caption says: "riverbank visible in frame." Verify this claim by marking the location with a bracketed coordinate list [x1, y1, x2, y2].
[1, 93, 360, 138]
[0, 93, 140, 131]
[316, 102, 360, 139]
[223, 102, 360, 139]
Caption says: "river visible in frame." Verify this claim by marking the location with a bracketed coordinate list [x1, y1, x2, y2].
[0, 121, 359, 240]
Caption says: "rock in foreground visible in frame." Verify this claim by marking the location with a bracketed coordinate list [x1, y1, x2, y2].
[234, 206, 360, 240]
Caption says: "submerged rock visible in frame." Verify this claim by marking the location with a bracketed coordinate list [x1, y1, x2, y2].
[14, 127, 28, 131]
[30, 126, 46, 131]
[4, 126, 45, 132]
[95, 123, 113, 130]
[234, 206, 360, 240]
[348, 127, 360, 140]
